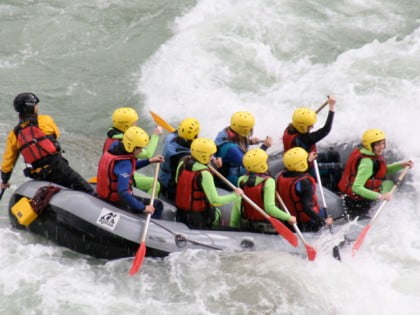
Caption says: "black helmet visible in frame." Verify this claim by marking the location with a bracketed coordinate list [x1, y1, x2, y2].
[13, 92, 40, 114]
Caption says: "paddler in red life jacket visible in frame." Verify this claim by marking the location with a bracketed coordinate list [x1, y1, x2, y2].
[277, 147, 333, 232]
[103, 107, 162, 195]
[0, 93, 93, 194]
[282, 96, 341, 191]
[175, 138, 243, 229]
[97, 126, 164, 218]
[214, 111, 272, 190]
[230, 148, 296, 233]
[338, 129, 414, 219]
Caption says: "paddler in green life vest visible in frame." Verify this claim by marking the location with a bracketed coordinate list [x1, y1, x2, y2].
[338, 129, 414, 219]
[102, 107, 162, 195]
[175, 138, 243, 229]
[230, 148, 296, 233]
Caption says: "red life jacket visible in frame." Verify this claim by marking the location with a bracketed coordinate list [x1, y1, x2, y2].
[338, 148, 387, 200]
[102, 137, 117, 154]
[175, 158, 210, 213]
[239, 174, 270, 221]
[276, 172, 319, 223]
[282, 126, 316, 153]
[96, 151, 136, 202]
[16, 124, 58, 164]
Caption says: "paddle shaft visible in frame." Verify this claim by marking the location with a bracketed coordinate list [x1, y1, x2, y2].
[276, 192, 311, 247]
[0, 189, 5, 201]
[368, 166, 410, 226]
[208, 165, 271, 220]
[139, 163, 160, 244]
[315, 99, 329, 114]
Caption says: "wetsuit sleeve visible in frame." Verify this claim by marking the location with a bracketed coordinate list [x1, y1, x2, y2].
[352, 158, 380, 200]
[0, 130, 20, 177]
[263, 178, 291, 221]
[200, 170, 238, 206]
[135, 159, 150, 170]
[295, 111, 334, 150]
[136, 134, 159, 159]
[386, 162, 404, 175]
[114, 160, 146, 211]
[296, 178, 325, 225]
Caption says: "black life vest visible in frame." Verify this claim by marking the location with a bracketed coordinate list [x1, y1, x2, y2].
[15, 123, 58, 164]
[276, 172, 319, 223]
[175, 157, 210, 213]
[239, 174, 270, 221]
[338, 148, 387, 200]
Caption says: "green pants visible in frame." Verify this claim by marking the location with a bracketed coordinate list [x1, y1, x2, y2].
[133, 172, 161, 195]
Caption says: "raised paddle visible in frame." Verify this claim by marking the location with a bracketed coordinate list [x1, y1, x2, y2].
[129, 162, 161, 275]
[352, 166, 410, 256]
[207, 165, 298, 247]
[275, 191, 316, 261]
[149, 111, 176, 133]
[315, 99, 329, 114]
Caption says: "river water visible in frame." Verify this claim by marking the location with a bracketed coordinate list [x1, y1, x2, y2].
[1, 0, 419, 314]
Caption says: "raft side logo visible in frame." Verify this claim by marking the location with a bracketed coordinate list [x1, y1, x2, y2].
[96, 208, 121, 230]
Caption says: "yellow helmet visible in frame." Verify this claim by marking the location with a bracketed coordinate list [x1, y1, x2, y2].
[292, 107, 317, 133]
[243, 148, 268, 173]
[230, 111, 255, 137]
[362, 129, 386, 152]
[178, 118, 200, 141]
[283, 147, 309, 172]
[122, 126, 149, 153]
[191, 138, 217, 164]
[112, 107, 139, 132]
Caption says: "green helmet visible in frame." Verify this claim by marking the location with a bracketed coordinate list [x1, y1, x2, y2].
[243, 148, 268, 173]
[292, 107, 317, 133]
[230, 111, 255, 137]
[122, 126, 149, 153]
[362, 129, 386, 152]
[178, 118, 200, 141]
[283, 147, 309, 172]
[191, 138, 217, 164]
[112, 107, 139, 132]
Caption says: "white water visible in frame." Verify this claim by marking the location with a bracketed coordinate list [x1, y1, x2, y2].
[1, 0, 419, 314]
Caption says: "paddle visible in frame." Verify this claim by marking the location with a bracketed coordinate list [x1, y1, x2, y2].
[313, 159, 330, 223]
[315, 99, 329, 114]
[0, 189, 6, 201]
[352, 166, 410, 256]
[275, 192, 316, 260]
[149, 111, 176, 133]
[129, 162, 161, 275]
[207, 165, 298, 247]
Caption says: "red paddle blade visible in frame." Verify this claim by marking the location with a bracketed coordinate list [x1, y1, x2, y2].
[352, 224, 372, 256]
[129, 242, 146, 275]
[268, 216, 298, 247]
[304, 244, 317, 261]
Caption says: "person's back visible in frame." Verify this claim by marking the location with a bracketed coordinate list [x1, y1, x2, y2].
[230, 148, 295, 233]
[282, 96, 341, 191]
[159, 118, 200, 200]
[175, 138, 241, 229]
[0, 93, 93, 194]
[277, 147, 332, 232]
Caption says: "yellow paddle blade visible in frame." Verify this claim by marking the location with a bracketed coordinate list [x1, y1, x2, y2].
[88, 176, 97, 184]
[149, 111, 176, 133]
